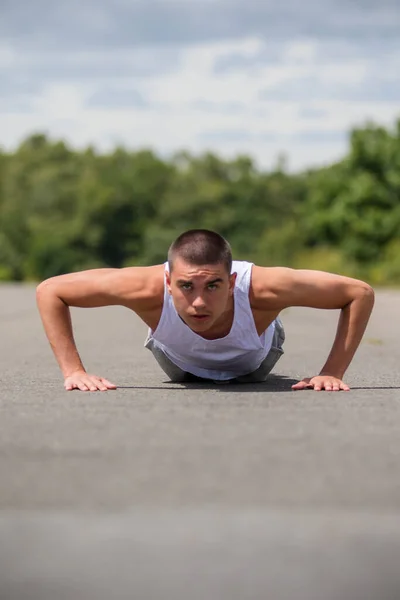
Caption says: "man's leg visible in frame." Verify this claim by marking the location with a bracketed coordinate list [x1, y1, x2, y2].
[145, 336, 227, 384]
[235, 318, 285, 383]
[144, 335, 192, 382]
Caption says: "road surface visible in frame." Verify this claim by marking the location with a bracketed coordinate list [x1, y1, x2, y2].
[1, 284, 400, 599]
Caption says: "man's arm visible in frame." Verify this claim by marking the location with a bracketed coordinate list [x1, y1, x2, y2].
[252, 266, 375, 391]
[36, 265, 164, 391]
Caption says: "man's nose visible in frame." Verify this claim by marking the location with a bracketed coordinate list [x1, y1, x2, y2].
[192, 295, 206, 308]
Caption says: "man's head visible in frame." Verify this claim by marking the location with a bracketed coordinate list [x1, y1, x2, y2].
[166, 229, 236, 333]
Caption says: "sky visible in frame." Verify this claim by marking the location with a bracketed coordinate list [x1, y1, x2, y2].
[0, 0, 399, 171]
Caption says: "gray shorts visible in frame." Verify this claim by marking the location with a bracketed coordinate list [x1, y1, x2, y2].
[145, 318, 285, 384]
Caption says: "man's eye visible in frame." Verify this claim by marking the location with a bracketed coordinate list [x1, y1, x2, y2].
[208, 284, 218, 290]
[181, 284, 192, 290]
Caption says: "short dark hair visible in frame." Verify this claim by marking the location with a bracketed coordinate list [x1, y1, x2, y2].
[168, 229, 232, 274]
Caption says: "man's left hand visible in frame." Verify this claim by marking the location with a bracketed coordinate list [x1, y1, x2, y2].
[292, 375, 350, 391]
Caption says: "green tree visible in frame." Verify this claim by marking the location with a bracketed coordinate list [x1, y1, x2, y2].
[1, 119, 399, 284]
[303, 120, 400, 270]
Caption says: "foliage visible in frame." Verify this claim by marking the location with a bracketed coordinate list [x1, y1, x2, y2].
[0, 119, 399, 284]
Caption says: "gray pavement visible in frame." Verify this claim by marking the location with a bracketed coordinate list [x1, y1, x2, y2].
[1, 284, 400, 599]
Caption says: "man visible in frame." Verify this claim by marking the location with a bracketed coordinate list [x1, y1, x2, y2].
[36, 229, 375, 392]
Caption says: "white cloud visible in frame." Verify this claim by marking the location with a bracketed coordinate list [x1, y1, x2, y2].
[0, 12, 399, 171]
[0, 43, 16, 67]
[282, 40, 317, 63]
[32, 84, 87, 119]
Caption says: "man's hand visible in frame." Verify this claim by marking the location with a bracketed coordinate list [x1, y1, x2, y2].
[64, 370, 117, 392]
[292, 375, 350, 392]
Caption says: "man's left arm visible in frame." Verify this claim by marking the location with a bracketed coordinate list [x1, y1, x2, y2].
[254, 267, 375, 391]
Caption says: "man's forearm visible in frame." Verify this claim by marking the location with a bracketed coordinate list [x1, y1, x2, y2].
[36, 287, 86, 378]
[319, 287, 375, 379]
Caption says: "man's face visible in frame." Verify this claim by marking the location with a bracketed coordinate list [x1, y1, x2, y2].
[166, 258, 236, 332]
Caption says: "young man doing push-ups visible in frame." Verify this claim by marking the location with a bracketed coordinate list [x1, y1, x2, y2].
[36, 229, 375, 392]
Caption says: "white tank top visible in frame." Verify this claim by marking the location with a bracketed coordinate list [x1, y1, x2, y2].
[146, 260, 275, 380]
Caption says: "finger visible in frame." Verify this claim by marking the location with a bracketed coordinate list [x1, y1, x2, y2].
[77, 382, 90, 391]
[82, 378, 104, 392]
[292, 382, 312, 390]
[65, 382, 77, 391]
[324, 384, 332, 391]
[89, 378, 109, 391]
[100, 378, 117, 389]
[340, 382, 350, 391]
[314, 384, 322, 391]
[87, 384, 99, 392]
[292, 382, 307, 390]
[332, 385, 340, 391]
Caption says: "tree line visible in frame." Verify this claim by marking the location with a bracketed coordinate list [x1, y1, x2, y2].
[0, 118, 399, 285]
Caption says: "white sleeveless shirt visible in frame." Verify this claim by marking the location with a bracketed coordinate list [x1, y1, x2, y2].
[146, 260, 276, 381]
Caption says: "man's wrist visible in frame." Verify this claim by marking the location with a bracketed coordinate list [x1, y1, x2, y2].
[318, 369, 345, 379]
[63, 366, 86, 378]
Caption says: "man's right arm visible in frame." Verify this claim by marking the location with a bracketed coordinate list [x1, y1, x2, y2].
[36, 266, 164, 391]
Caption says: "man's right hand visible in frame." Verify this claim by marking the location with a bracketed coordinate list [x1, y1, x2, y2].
[64, 371, 117, 392]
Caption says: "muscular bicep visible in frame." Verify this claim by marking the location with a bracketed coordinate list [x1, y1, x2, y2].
[252, 266, 373, 311]
[36, 265, 164, 310]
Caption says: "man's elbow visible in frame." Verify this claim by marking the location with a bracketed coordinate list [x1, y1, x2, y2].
[36, 278, 54, 296]
[354, 281, 375, 306]
[36, 278, 63, 305]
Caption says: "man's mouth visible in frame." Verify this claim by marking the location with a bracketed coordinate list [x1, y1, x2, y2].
[191, 314, 210, 320]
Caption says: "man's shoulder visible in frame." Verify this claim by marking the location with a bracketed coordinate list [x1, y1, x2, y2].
[116, 264, 165, 310]
[249, 265, 297, 310]
[120, 263, 165, 281]
[250, 265, 294, 290]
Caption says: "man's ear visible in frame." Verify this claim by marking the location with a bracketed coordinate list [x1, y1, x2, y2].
[165, 271, 172, 295]
[229, 272, 237, 295]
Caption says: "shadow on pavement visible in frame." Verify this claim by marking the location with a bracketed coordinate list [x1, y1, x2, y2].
[117, 375, 299, 393]
[350, 386, 400, 390]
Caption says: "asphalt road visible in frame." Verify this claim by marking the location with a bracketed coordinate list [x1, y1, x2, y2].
[1, 284, 400, 600]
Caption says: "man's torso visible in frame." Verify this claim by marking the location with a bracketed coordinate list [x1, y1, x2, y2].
[125, 263, 281, 338]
